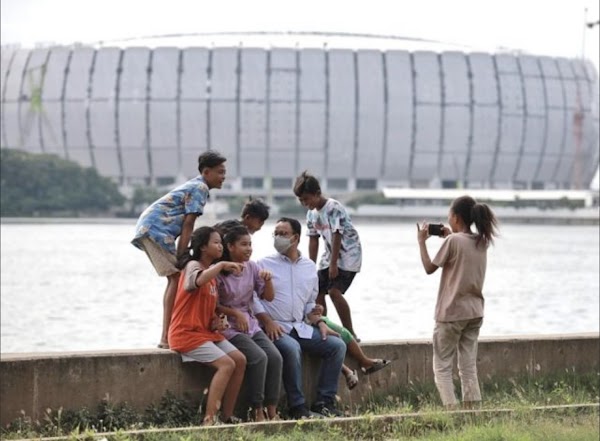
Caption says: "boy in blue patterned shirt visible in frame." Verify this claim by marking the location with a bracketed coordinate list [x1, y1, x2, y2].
[132, 150, 227, 349]
[293, 171, 362, 341]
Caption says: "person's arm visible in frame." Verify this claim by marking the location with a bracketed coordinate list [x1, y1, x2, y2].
[255, 312, 284, 341]
[258, 270, 275, 302]
[177, 213, 198, 257]
[416, 223, 438, 275]
[303, 272, 318, 317]
[308, 236, 319, 263]
[329, 231, 342, 279]
[305, 310, 339, 340]
[250, 290, 283, 340]
[195, 261, 244, 287]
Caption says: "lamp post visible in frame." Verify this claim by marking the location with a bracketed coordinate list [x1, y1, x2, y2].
[581, 8, 600, 59]
[575, 9, 599, 189]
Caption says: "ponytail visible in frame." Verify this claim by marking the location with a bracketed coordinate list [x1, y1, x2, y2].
[451, 196, 499, 248]
[471, 203, 499, 248]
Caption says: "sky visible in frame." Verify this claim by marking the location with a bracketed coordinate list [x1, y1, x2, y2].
[1, 0, 599, 188]
[1, 0, 599, 70]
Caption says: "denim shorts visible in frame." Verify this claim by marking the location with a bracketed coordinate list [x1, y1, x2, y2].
[318, 268, 357, 294]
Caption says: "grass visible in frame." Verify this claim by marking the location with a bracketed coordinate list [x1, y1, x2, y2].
[2, 371, 598, 440]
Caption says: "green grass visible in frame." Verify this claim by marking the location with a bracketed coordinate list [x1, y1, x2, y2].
[29, 411, 596, 441]
[2, 371, 598, 440]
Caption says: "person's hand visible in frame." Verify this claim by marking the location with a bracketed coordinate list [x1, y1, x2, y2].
[416, 222, 430, 244]
[258, 269, 272, 282]
[441, 226, 451, 238]
[263, 320, 284, 341]
[220, 261, 244, 275]
[311, 304, 324, 316]
[306, 310, 321, 324]
[328, 263, 339, 279]
[234, 311, 249, 333]
[318, 321, 340, 340]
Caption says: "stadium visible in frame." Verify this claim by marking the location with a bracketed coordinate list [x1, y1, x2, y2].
[1, 35, 599, 198]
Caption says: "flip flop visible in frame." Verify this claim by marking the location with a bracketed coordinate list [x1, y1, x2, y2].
[157, 342, 170, 349]
[361, 359, 391, 375]
[345, 369, 359, 390]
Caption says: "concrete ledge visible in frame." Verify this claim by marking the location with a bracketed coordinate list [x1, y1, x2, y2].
[1, 333, 598, 426]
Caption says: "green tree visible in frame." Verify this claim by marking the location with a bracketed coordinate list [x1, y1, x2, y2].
[0, 148, 125, 216]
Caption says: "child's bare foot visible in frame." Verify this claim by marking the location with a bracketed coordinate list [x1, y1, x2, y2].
[254, 407, 265, 422]
[266, 405, 279, 420]
[202, 415, 219, 426]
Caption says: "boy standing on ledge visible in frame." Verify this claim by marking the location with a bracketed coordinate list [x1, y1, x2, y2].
[131, 150, 227, 349]
[293, 171, 363, 341]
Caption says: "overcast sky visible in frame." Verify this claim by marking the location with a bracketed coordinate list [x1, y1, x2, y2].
[1, 0, 599, 71]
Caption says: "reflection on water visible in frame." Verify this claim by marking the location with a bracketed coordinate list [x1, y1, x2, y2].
[1, 221, 598, 353]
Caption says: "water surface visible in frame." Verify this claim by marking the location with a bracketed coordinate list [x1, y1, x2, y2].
[1, 221, 598, 353]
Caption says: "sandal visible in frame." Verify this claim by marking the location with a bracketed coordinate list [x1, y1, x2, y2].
[157, 342, 170, 349]
[345, 369, 359, 390]
[361, 359, 391, 375]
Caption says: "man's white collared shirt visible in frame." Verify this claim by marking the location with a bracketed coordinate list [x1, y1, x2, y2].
[254, 252, 317, 339]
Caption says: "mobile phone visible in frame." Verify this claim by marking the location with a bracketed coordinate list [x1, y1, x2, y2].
[219, 314, 230, 329]
[428, 223, 444, 236]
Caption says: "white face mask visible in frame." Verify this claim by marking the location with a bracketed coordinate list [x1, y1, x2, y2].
[274, 235, 293, 254]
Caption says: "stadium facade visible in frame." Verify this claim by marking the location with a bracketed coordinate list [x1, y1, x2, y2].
[1, 44, 598, 196]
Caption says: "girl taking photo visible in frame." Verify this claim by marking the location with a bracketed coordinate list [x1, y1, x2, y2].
[417, 195, 499, 409]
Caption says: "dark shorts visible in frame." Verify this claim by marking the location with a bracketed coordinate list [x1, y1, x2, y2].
[318, 268, 357, 294]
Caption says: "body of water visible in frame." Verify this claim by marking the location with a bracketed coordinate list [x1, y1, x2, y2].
[1, 220, 598, 353]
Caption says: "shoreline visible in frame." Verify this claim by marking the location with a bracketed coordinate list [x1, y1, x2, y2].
[1, 207, 599, 226]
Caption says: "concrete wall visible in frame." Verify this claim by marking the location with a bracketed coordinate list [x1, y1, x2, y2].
[1, 333, 598, 426]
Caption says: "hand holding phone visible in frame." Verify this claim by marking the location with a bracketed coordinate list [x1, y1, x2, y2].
[428, 223, 444, 236]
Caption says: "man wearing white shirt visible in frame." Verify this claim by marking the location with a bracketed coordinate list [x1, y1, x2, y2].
[254, 217, 347, 419]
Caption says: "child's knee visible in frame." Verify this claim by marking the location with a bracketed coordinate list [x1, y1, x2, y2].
[216, 356, 236, 375]
[231, 350, 246, 369]
[329, 289, 344, 300]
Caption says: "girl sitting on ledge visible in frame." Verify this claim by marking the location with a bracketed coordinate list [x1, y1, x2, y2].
[168, 226, 246, 425]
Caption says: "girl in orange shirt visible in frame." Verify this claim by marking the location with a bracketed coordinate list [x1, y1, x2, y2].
[168, 226, 246, 425]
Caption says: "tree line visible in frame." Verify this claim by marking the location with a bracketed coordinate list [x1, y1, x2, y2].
[1, 148, 126, 217]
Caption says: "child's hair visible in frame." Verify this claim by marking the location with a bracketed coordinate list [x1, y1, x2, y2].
[277, 217, 302, 237]
[220, 225, 250, 274]
[176, 226, 218, 270]
[293, 171, 321, 197]
[241, 197, 270, 221]
[197, 150, 227, 173]
[451, 196, 499, 248]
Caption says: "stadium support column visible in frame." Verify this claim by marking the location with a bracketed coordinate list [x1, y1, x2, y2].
[85, 49, 98, 169]
[114, 50, 125, 186]
[1, 51, 17, 148]
[175, 49, 184, 183]
[265, 49, 273, 205]
[60, 49, 73, 161]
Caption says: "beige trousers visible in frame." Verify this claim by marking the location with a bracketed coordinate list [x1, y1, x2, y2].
[432, 318, 483, 406]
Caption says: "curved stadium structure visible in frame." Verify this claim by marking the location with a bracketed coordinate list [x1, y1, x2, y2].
[1, 44, 598, 196]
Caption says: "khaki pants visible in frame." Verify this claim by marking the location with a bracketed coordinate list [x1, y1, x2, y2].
[432, 318, 483, 406]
